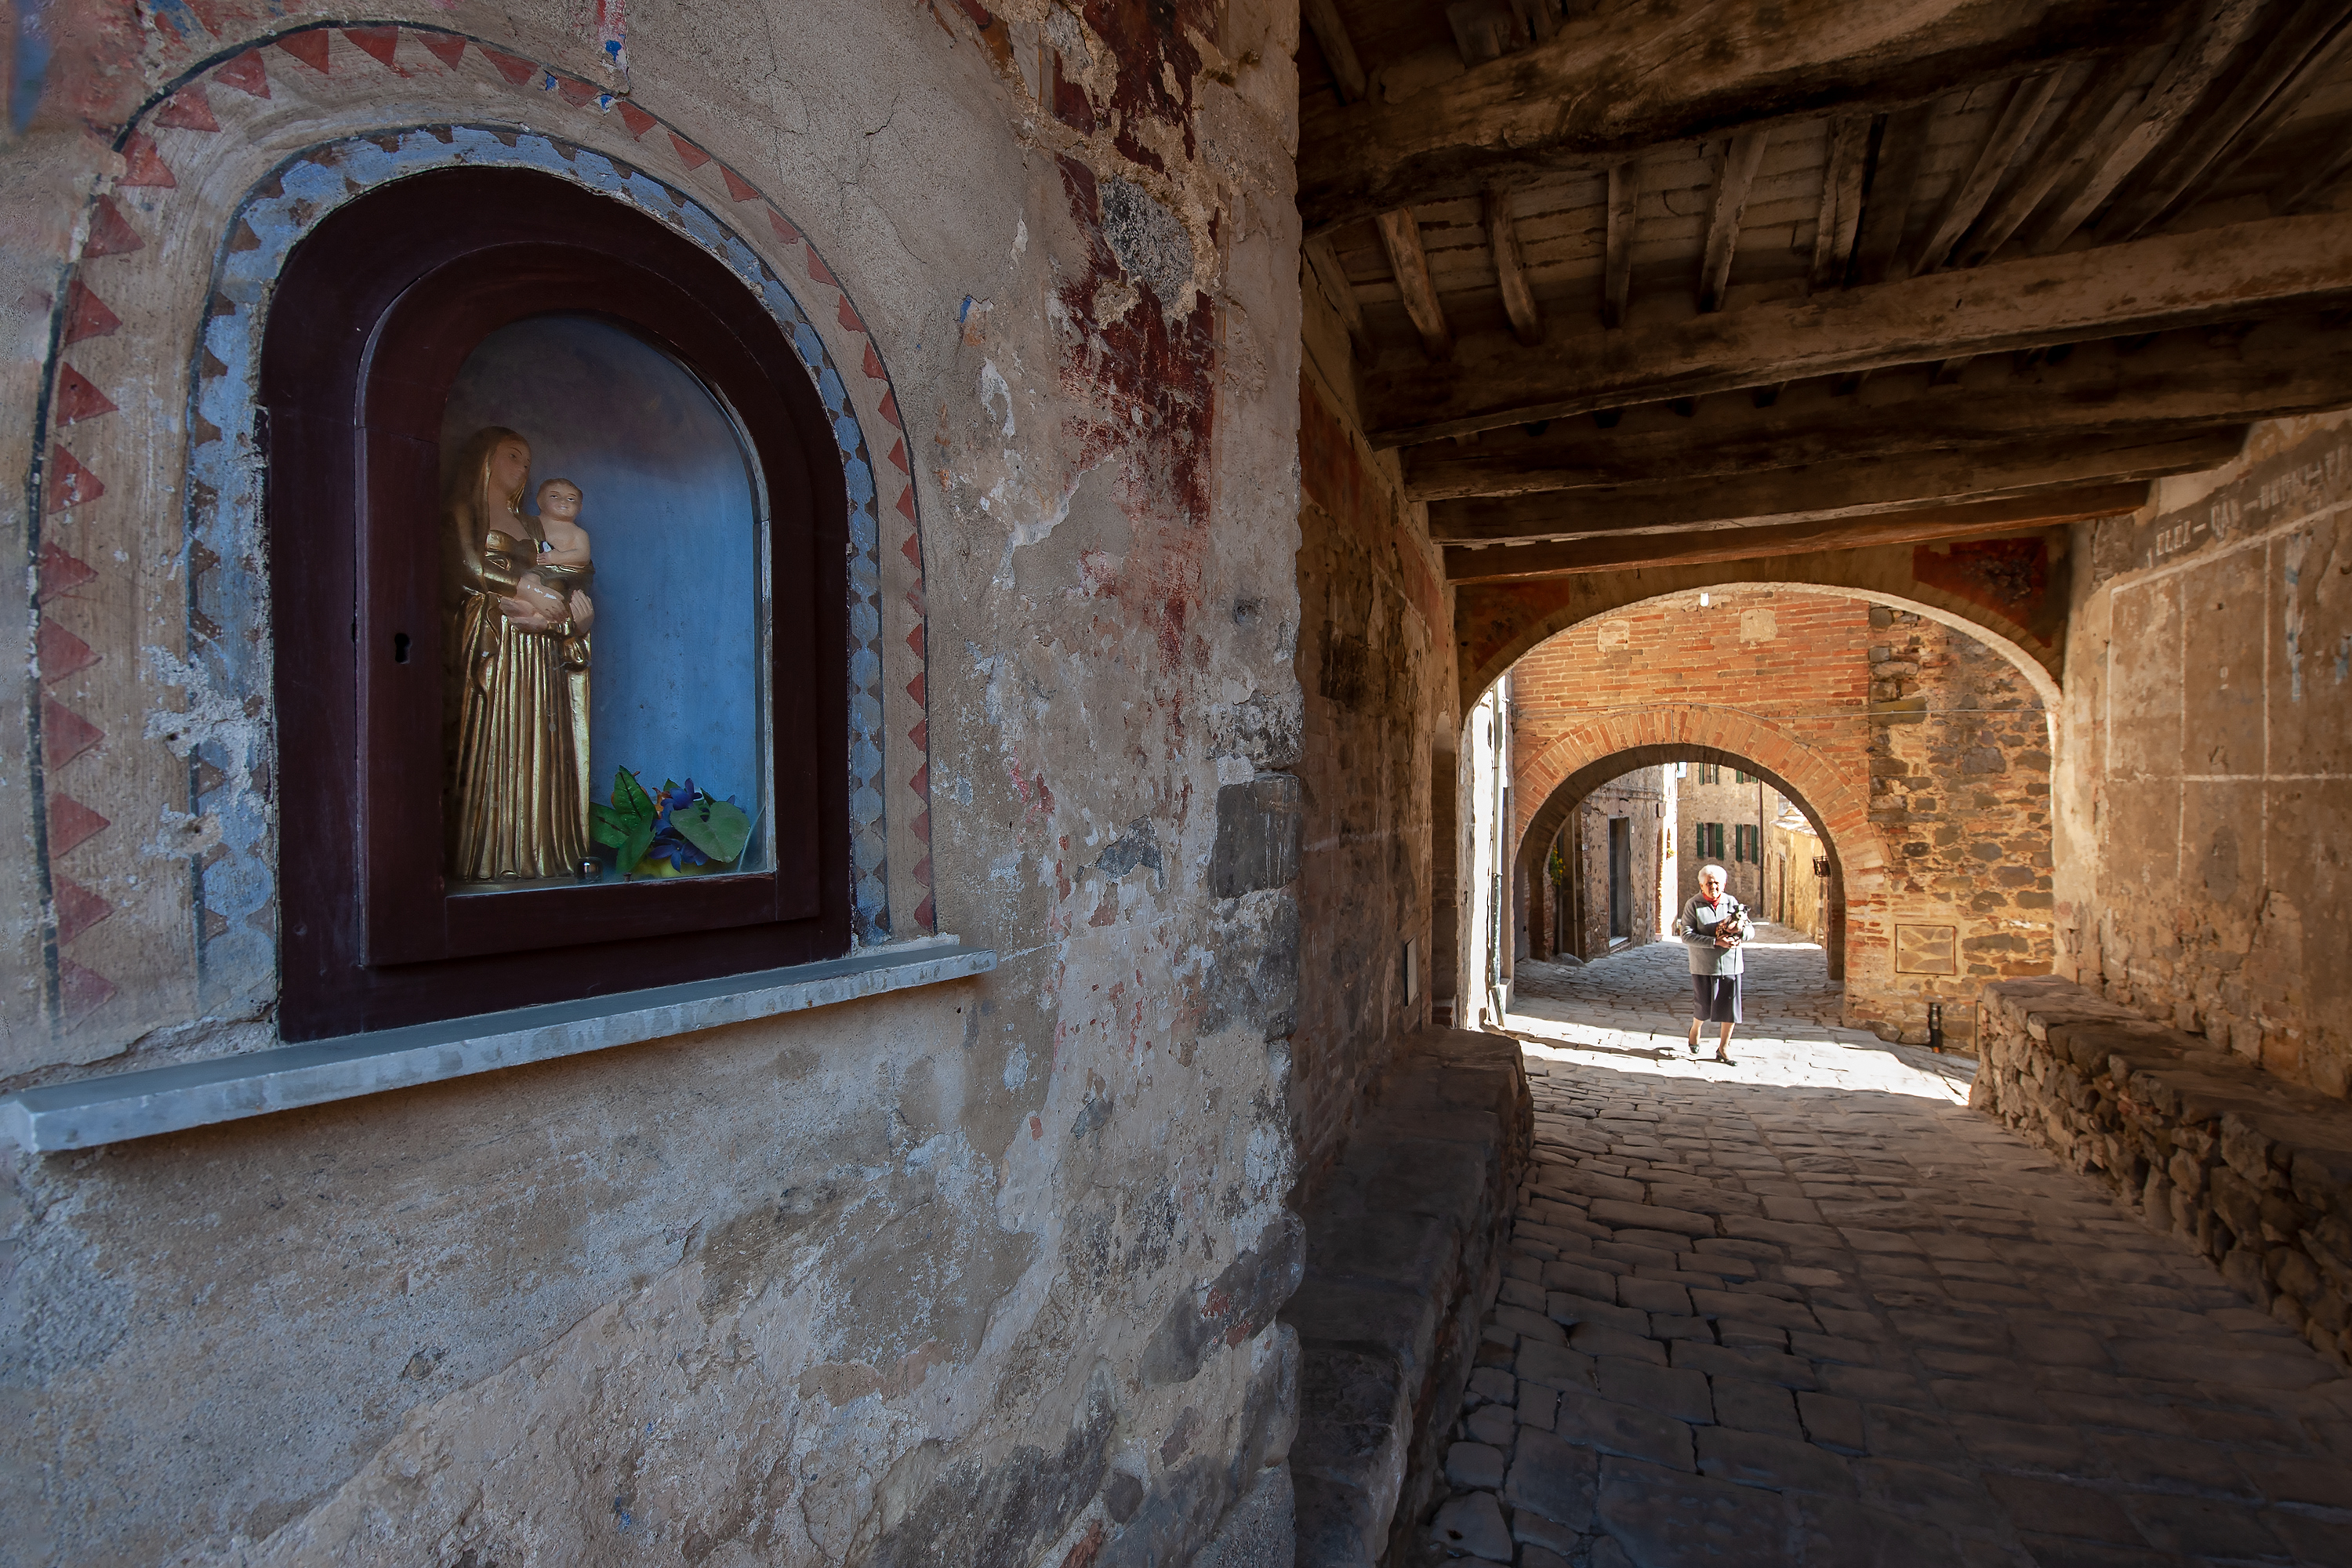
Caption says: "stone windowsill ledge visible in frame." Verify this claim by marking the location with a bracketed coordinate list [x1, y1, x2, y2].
[0, 938, 995, 1154]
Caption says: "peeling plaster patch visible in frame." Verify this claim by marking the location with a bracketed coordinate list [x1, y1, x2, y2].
[2286, 529, 2310, 702]
[979, 358, 1014, 436]
[1595, 619, 1632, 650]
[1098, 176, 1196, 317]
[1739, 608, 1778, 644]
[991, 460, 1106, 590]
[1004, 1044, 1029, 1092]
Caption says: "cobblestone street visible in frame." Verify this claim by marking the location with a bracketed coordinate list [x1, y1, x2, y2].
[1421, 938, 2352, 1566]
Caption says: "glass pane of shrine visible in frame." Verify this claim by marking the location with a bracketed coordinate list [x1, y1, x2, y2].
[438, 313, 770, 894]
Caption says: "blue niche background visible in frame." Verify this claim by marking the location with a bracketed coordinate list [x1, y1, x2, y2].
[442, 314, 767, 855]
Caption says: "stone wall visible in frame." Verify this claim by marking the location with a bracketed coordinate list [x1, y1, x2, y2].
[1540, 768, 1670, 962]
[1506, 584, 2054, 1047]
[1293, 249, 1453, 1187]
[0, 5, 1308, 1563]
[1676, 769, 1774, 909]
[2056, 411, 2352, 1101]
[1975, 975, 2352, 1371]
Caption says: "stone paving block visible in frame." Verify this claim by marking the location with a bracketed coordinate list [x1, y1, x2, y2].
[1811, 1305, 1893, 1338]
[1595, 1356, 1714, 1424]
[1694, 1425, 1860, 1496]
[1818, 1365, 1926, 1404]
[1593, 1240, 1684, 1271]
[1516, 1341, 1595, 1392]
[1789, 1492, 1967, 1568]
[1503, 1426, 1599, 1530]
[1650, 1313, 1716, 1341]
[1428, 1490, 1513, 1563]
[1617, 1276, 1693, 1315]
[1690, 1287, 1821, 1332]
[1718, 1320, 1792, 1351]
[2263, 1507, 2352, 1568]
[2013, 1532, 2190, 1568]
[1546, 1291, 1650, 1336]
[2114, 1335, 2336, 1390]
[1510, 1502, 1581, 1554]
[1494, 1303, 1567, 1345]
[1555, 1387, 1698, 1471]
[1543, 1260, 1621, 1298]
[1445, 1440, 1506, 1490]
[2089, 1432, 2263, 1497]
[1980, 1474, 2142, 1543]
[1552, 1168, 1646, 1202]
[1595, 1454, 1794, 1563]
[1671, 1341, 1820, 1390]
[1570, 1324, 1669, 1365]
[1711, 1375, 1804, 1437]
[1948, 1412, 2085, 1472]
[1853, 1457, 1998, 1531]
[1862, 1404, 1966, 1464]
[1615, 1227, 1708, 1254]
[1498, 1276, 1546, 1312]
[1465, 1403, 1517, 1448]
[1797, 1392, 1853, 1457]
[1517, 1380, 1559, 1430]
[1466, 1367, 1515, 1405]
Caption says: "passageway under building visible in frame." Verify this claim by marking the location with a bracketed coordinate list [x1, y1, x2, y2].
[7, 3, 2352, 1566]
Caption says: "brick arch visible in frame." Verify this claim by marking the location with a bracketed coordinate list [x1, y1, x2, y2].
[1457, 546, 2069, 717]
[1510, 716, 1881, 988]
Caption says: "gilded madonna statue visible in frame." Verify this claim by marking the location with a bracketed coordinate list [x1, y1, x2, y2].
[444, 426, 596, 881]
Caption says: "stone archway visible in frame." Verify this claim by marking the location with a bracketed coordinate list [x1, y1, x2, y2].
[1512, 726, 1869, 987]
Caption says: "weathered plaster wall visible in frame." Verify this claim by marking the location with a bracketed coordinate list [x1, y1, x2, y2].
[2057, 410, 2352, 1100]
[1504, 584, 2053, 1045]
[1, 3, 1308, 1563]
[1290, 249, 1450, 1187]
[1537, 768, 1668, 961]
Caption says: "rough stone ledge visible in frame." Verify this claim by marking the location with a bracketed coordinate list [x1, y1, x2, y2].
[0, 938, 994, 1152]
[1283, 1027, 1532, 1566]
[1974, 975, 2352, 1370]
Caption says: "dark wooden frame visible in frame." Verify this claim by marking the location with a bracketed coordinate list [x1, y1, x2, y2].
[264, 168, 850, 1041]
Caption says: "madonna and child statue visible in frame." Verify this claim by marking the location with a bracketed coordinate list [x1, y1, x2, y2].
[442, 426, 599, 883]
[441, 421, 755, 887]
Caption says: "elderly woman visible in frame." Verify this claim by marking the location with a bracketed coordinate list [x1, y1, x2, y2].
[1678, 862, 1748, 1064]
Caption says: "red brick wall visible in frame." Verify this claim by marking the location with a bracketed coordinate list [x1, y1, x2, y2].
[1507, 586, 2054, 1045]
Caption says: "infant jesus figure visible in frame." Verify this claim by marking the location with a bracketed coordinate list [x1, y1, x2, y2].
[503, 477, 596, 666]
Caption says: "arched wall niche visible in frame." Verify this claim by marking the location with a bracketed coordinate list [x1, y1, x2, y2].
[1514, 742, 1850, 985]
[24, 24, 935, 1054]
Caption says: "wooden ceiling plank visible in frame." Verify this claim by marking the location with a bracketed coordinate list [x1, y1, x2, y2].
[1853, 103, 1936, 285]
[2030, 0, 2270, 252]
[1304, 0, 1372, 104]
[1698, 130, 1772, 313]
[2113, 0, 2352, 237]
[1377, 209, 1457, 359]
[1604, 161, 1642, 328]
[1912, 68, 2066, 273]
[1399, 321, 2352, 497]
[2270, 132, 2352, 210]
[1296, 0, 2179, 230]
[1809, 115, 1872, 292]
[1428, 427, 2246, 541]
[1957, 47, 2167, 265]
[1486, 186, 1546, 345]
[1443, 485, 2147, 582]
[1305, 234, 1377, 362]
[1359, 205, 2352, 445]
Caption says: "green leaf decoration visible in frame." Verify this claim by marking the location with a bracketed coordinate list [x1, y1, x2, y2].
[612, 768, 655, 826]
[587, 804, 632, 849]
[618, 821, 657, 877]
[671, 794, 752, 865]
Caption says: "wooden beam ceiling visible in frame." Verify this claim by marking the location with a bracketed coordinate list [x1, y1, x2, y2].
[1400, 317, 2352, 499]
[1359, 206, 2352, 446]
[1428, 427, 2245, 543]
[1296, 0, 2178, 231]
[1443, 485, 2148, 582]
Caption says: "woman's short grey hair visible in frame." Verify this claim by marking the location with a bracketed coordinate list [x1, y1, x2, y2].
[1699, 863, 1728, 881]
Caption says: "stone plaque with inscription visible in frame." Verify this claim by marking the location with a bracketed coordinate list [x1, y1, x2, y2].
[1895, 924, 1958, 975]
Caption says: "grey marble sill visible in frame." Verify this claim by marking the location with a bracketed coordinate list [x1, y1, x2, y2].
[0, 938, 995, 1153]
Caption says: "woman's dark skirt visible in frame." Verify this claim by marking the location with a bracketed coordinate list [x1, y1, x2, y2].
[1691, 975, 1742, 1024]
